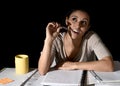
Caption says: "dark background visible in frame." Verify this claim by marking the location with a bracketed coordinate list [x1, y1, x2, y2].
[0, 0, 120, 69]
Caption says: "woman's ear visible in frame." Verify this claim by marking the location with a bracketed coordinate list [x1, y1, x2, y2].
[65, 17, 69, 26]
[65, 17, 71, 26]
[87, 25, 91, 30]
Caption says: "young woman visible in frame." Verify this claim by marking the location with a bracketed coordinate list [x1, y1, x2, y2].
[38, 9, 114, 75]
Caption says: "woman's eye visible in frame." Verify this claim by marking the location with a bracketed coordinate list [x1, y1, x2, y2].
[72, 17, 77, 22]
[81, 21, 87, 26]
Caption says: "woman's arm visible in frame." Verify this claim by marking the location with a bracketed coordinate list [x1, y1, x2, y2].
[38, 22, 61, 75]
[58, 56, 114, 72]
[38, 39, 53, 75]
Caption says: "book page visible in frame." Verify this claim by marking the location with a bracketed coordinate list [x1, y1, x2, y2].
[94, 71, 120, 83]
[40, 69, 83, 86]
[88, 61, 120, 84]
[95, 61, 120, 83]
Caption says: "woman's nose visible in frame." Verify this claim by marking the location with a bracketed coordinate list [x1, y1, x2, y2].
[75, 22, 81, 28]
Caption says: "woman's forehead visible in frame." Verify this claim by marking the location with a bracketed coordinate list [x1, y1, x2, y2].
[70, 10, 89, 19]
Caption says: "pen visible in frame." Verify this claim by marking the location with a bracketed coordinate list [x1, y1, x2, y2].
[90, 70, 102, 83]
[59, 26, 68, 32]
[20, 69, 38, 86]
[80, 70, 87, 86]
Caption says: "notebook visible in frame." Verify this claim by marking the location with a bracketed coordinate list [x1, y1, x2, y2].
[38, 69, 84, 86]
[89, 61, 120, 83]
[30, 61, 120, 86]
[90, 70, 120, 83]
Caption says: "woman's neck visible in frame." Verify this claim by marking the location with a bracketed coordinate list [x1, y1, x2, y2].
[63, 33, 82, 60]
[65, 33, 82, 48]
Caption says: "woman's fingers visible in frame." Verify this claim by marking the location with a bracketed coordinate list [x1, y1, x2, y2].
[46, 22, 62, 40]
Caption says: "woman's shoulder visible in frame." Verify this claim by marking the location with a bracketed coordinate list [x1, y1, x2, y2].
[84, 30, 100, 40]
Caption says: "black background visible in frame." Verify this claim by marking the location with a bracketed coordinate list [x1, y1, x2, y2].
[0, 0, 120, 69]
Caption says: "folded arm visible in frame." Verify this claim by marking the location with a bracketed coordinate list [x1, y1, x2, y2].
[58, 56, 114, 72]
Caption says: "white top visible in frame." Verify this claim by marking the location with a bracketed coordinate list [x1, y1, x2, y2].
[50, 31, 112, 66]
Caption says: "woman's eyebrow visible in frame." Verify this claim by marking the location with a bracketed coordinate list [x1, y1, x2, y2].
[70, 15, 89, 22]
[82, 18, 89, 21]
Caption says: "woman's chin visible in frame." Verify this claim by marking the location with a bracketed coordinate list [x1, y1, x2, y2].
[71, 35, 79, 40]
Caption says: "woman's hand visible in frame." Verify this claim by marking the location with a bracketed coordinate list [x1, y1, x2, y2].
[56, 61, 76, 70]
[46, 22, 61, 41]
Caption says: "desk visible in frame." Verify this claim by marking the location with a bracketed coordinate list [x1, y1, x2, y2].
[24, 61, 120, 86]
[0, 68, 37, 86]
[0, 61, 120, 86]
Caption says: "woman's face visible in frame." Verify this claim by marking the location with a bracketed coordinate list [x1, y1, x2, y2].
[66, 10, 90, 39]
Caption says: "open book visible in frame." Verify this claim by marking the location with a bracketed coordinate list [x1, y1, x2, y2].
[39, 69, 85, 86]
[89, 61, 120, 83]
[31, 61, 120, 86]
[90, 70, 120, 83]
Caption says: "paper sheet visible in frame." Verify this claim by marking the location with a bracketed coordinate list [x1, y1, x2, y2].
[39, 69, 83, 86]
[93, 71, 120, 83]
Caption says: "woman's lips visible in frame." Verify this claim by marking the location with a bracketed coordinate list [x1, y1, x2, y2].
[70, 28, 80, 34]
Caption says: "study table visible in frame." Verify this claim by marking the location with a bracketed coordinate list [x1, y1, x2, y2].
[0, 61, 120, 86]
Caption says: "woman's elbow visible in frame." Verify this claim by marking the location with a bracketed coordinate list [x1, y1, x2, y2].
[107, 62, 114, 72]
[106, 59, 114, 72]
[39, 71, 47, 76]
[38, 64, 48, 75]
[38, 68, 48, 75]
[101, 56, 114, 72]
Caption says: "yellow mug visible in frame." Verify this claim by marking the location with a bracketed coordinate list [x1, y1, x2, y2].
[15, 54, 29, 74]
